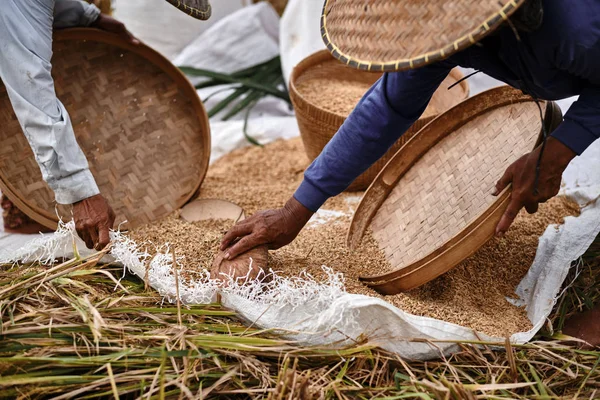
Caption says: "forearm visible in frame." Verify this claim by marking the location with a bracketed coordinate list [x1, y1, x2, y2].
[294, 63, 453, 211]
[1, 0, 99, 205]
[54, 0, 101, 28]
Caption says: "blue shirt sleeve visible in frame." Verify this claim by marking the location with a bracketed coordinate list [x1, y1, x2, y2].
[294, 61, 454, 212]
[552, 86, 600, 155]
[551, 40, 600, 154]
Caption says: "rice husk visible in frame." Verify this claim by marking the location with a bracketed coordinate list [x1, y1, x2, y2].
[131, 137, 580, 337]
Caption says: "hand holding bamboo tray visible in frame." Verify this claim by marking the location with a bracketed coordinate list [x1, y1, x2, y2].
[347, 86, 563, 295]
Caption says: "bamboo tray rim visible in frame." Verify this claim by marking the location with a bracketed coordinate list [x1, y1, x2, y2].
[0, 28, 211, 231]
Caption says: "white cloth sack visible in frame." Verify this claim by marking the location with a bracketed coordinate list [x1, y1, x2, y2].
[173, 2, 296, 161]
[279, 0, 324, 87]
[112, 0, 245, 60]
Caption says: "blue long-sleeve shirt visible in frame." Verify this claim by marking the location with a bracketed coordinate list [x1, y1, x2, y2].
[295, 0, 600, 212]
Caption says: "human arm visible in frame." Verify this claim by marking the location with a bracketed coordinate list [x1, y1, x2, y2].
[54, 0, 139, 44]
[220, 62, 454, 258]
[0, 0, 117, 248]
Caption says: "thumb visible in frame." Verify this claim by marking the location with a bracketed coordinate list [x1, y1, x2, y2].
[493, 165, 514, 196]
[97, 224, 111, 250]
[496, 196, 521, 237]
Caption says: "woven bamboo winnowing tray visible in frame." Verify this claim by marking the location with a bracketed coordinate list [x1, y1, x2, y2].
[0, 28, 211, 230]
[289, 50, 469, 191]
[347, 86, 563, 295]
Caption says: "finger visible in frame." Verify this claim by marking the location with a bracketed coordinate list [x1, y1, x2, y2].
[108, 207, 116, 228]
[124, 29, 140, 46]
[115, 22, 140, 46]
[96, 224, 111, 250]
[493, 166, 514, 196]
[525, 201, 539, 214]
[496, 197, 522, 237]
[225, 235, 263, 260]
[76, 227, 84, 242]
[78, 229, 94, 250]
[89, 225, 100, 250]
[220, 223, 253, 250]
[211, 252, 225, 270]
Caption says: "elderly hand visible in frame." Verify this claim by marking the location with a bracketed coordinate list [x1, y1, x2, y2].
[219, 197, 313, 260]
[493, 137, 576, 236]
[73, 194, 116, 250]
[92, 14, 140, 46]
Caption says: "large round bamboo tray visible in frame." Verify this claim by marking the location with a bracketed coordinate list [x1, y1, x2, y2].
[347, 86, 563, 295]
[0, 28, 211, 231]
[289, 50, 469, 191]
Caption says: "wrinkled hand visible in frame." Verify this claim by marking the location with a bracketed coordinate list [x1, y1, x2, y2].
[220, 197, 313, 260]
[92, 14, 140, 45]
[73, 194, 116, 250]
[211, 245, 269, 282]
[493, 137, 576, 236]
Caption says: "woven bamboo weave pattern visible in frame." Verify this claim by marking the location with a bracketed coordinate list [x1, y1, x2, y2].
[370, 102, 541, 270]
[322, 0, 525, 71]
[289, 50, 468, 190]
[0, 29, 210, 229]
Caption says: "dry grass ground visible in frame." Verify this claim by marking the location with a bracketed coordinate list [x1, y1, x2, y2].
[0, 235, 599, 399]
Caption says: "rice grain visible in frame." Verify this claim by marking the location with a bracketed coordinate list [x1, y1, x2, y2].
[130, 138, 580, 337]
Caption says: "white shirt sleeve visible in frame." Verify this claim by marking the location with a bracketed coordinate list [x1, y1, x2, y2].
[0, 0, 101, 205]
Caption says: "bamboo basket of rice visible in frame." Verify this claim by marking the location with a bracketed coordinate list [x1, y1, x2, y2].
[289, 50, 469, 191]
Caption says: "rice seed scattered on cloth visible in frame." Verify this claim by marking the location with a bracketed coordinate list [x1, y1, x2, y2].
[128, 138, 580, 337]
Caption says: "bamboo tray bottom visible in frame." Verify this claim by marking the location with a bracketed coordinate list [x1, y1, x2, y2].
[129, 137, 579, 337]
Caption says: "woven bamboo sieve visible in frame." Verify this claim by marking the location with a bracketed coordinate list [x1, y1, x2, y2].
[347, 86, 563, 295]
[321, 0, 527, 72]
[0, 28, 211, 231]
[289, 50, 469, 191]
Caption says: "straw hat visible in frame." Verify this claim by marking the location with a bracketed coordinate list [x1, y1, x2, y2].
[321, 0, 528, 72]
[164, 0, 212, 20]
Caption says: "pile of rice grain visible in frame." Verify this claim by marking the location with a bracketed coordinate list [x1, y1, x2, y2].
[128, 214, 232, 282]
[131, 137, 580, 337]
